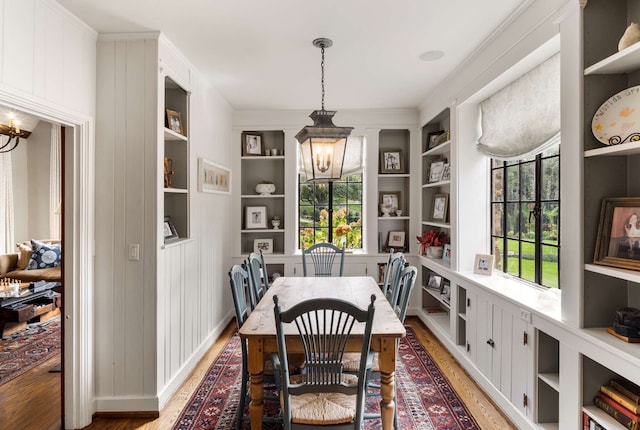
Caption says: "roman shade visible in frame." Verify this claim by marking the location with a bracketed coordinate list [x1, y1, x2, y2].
[477, 53, 560, 160]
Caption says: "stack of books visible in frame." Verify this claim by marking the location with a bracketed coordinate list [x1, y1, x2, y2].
[593, 379, 640, 430]
[584, 413, 607, 430]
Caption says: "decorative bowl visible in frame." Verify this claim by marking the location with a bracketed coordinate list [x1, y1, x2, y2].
[255, 183, 275, 195]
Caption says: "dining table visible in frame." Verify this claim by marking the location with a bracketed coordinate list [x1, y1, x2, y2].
[238, 275, 406, 430]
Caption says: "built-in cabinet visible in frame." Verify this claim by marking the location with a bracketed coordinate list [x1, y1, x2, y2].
[163, 77, 190, 244]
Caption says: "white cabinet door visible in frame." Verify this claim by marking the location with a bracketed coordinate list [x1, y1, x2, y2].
[510, 316, 532, 417]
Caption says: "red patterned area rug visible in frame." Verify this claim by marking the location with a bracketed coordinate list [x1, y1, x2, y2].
[0, 317, 61, 386]
[173, 326, 480, 429]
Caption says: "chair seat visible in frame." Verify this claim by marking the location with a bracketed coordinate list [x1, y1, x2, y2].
[343, 352, 379, 372]
[289, 392, 357, 425]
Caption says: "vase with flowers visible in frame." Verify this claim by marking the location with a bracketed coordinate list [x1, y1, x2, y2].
[417, 229, 450, 258]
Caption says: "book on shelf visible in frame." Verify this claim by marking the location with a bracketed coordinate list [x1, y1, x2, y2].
[583, 412, 606, 430]
[601, 384, 640, 414]
[424, 306, 447, 314]
[612, 379, 640, 405]
[594, 392, 640, 430]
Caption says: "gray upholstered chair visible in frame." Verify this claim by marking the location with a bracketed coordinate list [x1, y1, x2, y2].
[272, 294, 376, 429]
[301, 242, 345, 277]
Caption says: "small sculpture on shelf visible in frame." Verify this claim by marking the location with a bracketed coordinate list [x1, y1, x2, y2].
[417, 229, 449, 258]
[619, 22, 640, 51]
[164, 157, 174, 188]
[271, 215, 281, 229]
[255, 181, 275, 196]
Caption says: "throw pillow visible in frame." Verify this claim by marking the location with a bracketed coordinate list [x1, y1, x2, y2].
[16, 242, 32, 269]
[27, 239, 62, 270]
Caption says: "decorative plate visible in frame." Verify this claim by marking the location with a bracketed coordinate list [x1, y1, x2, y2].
[592, 85, 640, 145]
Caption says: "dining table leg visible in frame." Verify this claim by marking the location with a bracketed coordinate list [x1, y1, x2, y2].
[247, 338, 264, 430]
[378, 337, 397, 430]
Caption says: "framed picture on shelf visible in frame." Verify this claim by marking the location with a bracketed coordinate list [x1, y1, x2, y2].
[594, 197, 640, 271]
[198, 158, 231, 194]
[380, 149, 404, 173]
[387, 231, 406, 249]
[166, 109, 183, 135]
[163, 216, 179, 243]
[442, 244, 452, 264]
[254, 238, 273, 254]
[426, 130, 445, 150]
[428, 160, 446, 182]
[441, 282, 451, 303]
[473, 253, 495, 275]
[427, 274, 442, 290]
[431, 193, 449, 222]
[245, 206, 267, 229]
[441, 163, 451, 181]
[243, 133, 263, 156]
[379, 191, 401, 213]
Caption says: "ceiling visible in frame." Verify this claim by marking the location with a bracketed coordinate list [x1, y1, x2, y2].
[58, 0, 525, 111]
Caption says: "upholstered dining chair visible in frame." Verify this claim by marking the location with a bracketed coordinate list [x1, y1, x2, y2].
[228, 265, 280, 429]
[301, 242, 345, 277]
[272, 294, 376, 429]
[245, 250, 269, 309]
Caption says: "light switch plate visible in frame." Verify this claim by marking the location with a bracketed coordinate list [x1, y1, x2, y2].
[519, 308, 531, 323]
[128, 244, 140, 261]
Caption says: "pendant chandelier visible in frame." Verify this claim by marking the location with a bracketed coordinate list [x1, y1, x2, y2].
[296, 38, 363, 182]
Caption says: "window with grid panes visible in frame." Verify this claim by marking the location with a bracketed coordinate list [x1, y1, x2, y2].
[298, 173, 363, 250]
[490, 144, 560, 288]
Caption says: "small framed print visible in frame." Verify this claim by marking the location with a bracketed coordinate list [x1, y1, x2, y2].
[243, 133, 263, 156]
[427, 274, 442, 290]
[441, 163, 451, 181]
[166, 109, 183, 135]
[380, 149, 404, 173]
[428, 160, 446, 182]
[254, 238, 273, 254]
[387, 231, 406, 249]
[442, 244, 452, 264]
[245, 206, 267, 229]
[441, 282, 451, 303]
[432, 193, 449, 222]
[594, 197, 640, 271]
[474, 253, 495, 275]
[427, 130, 445, 150]
[379, 191, 401, 213]
[163, 216, 179, 243]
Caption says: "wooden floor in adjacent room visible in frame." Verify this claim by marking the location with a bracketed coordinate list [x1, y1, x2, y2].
[10, 317, 516, 430]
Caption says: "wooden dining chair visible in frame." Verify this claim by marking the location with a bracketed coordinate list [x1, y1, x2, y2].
[228, 265, 280, 429]
[301, 242, 345, 277]
[272, 294, 376, 429]
[382, 250, 406, 297]
[245, 250, 269, 309]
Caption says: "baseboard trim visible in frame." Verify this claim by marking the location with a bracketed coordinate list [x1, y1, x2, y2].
[93, 411, 160, 419]
[94, 395, 159, 413]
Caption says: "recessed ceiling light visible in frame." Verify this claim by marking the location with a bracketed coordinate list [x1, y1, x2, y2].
[419, 50, 445, 62]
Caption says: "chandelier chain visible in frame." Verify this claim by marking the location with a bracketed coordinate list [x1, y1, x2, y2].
[320, 45, 325, 110]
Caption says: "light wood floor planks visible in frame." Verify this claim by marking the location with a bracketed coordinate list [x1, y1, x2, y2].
[2, 318, 516, 429]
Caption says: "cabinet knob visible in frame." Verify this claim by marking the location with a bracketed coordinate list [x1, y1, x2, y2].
[486, 338, 495, 348]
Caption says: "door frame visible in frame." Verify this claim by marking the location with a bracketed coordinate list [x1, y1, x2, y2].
[0, 88, 95, 429]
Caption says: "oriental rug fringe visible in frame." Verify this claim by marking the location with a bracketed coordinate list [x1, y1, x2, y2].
[174, 326, 479, 429]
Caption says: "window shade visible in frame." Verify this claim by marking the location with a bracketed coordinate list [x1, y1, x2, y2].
[477, 53, 560, 160]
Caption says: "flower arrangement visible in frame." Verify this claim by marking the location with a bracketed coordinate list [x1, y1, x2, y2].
[416, 229, 449, 255]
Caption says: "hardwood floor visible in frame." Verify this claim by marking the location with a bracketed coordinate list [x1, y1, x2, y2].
[9, 318, 515, 429]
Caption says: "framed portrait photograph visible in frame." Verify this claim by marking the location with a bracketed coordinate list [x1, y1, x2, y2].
[166, 109, 183, 135]
[594, 197, 640, 271]
[427, 274, 442, 290]
[198, 158, 231, 194]
[442, 244, 452, 264]
[243, 133, 263, 156]
[379, 191, 401, 214]
[245, 206, 267, 229]
[380, 150, 404, 173]
[428, 160, 446, 182]
[441, 163, 451, 181]
[426, 130, 445, 150]
[254, 238, 273, 254]
[474, 253, 495, 275]
[387, 231, 406, 249]
[431, 193, 449, 222]
[441, 282, 451, 303]
[163, 216, 179, 243]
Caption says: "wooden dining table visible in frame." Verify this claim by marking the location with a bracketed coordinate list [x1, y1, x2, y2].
[238, 276, 406, 430]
